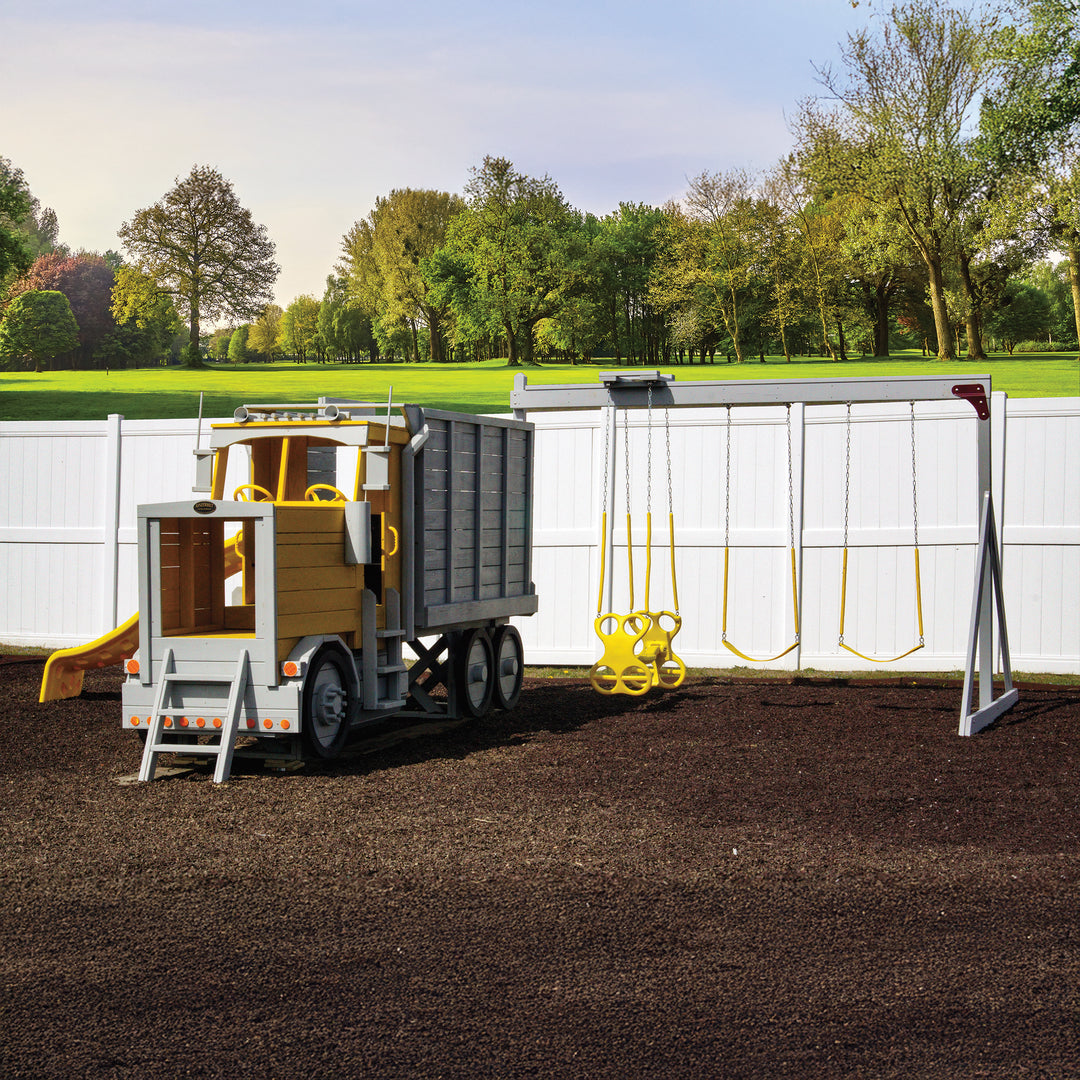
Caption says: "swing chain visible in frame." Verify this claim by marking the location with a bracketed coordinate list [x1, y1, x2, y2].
[786, 404, 795, 555]
[601, 404, 611, 519]
[646, 386, 653, 515]
[724, 405, 732, 551]
[910, 401, 919, 549]
[843, 401, 852, 553]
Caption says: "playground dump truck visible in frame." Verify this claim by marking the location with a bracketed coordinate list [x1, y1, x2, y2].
[55, 398, 537, 782]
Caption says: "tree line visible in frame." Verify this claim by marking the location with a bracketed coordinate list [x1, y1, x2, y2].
[2, 0, 1078, 372]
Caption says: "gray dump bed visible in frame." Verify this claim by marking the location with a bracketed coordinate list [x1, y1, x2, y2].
[403, 407, 537, 635]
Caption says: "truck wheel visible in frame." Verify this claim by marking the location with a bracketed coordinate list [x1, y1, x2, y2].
[455, 628, 494, 718]
[491, 625, 524, 710]
[301, 646, 354, 759]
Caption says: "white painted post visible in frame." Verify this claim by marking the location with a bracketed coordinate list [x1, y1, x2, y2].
[102, 414, 124, 633]
[791, 402, 806, 671]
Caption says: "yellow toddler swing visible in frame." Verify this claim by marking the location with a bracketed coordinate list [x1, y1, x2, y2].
[590, 390, 686, 696]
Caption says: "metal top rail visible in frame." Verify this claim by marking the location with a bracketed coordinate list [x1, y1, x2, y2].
[512, 371, 993, 420]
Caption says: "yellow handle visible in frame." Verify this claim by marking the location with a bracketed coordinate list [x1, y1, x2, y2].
[385, 524, 399, 557]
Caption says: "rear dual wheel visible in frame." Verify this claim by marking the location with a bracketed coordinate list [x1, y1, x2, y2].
[454, 625, 524, 718]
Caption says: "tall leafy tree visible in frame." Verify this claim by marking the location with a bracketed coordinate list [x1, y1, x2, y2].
[110, 264, 182, 365]
[7, 252, 116, 366]
[117, 165, 278, 366]
[228, 324, 250, 363]
[653, 170, 770, 363]
[0, 290, 79, 371]
[0, 157, 33, 286]
[427, 156, 586, 365]
[248, 303, 284, 360]
[318, 275, 374, 361]
[981, 0, 1080, 353]
[341, 189, 463, 362]
[798, 0, 996, 360]
[280, 295, 320, 362]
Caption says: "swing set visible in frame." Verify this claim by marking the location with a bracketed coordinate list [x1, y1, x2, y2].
[512, 371, 1017, 737]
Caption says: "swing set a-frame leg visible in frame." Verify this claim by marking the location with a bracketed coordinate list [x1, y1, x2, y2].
[959, 492, 1018, 736]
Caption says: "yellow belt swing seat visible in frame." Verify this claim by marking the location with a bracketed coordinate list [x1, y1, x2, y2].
[590, 395, 686, 696]
[720, 404, 801, 663]
[837, 401, 925, 663]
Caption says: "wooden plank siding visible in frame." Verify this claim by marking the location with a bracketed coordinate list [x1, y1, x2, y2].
[273, 504, 362, 653]
[417, 415, 535, 615]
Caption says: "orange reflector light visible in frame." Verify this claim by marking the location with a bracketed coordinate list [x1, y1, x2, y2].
[131, 716, 140, 726]
[281, 719, 290, 730]
[282, 661, 299, 678]
[263, 718, 273, 729]
[125, 658, 140, 675]
[196, 717, 205, 729]
[213, 718, 222, 729]
[179, 716, 189, 728]
[164, 717, 173, 728]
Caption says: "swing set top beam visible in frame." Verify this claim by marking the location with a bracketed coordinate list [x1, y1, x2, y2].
[512, 372, 992, 420]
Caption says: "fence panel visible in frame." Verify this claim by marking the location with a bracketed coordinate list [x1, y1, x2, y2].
[2, 399, 1078, 675]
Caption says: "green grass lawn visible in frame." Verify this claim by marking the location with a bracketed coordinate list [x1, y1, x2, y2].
[1, 352, 1078, 422]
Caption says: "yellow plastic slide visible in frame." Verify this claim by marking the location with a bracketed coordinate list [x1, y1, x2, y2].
[38, 612, 141, 702]
[38, 534, 244, 703]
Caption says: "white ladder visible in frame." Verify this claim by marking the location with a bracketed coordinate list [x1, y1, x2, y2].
[361, 588, 408, 711]
[138, 648, 251, 783]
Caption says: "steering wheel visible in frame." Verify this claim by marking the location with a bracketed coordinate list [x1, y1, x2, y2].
[234, 484, 274, 502]
[304, 484, 347, 502]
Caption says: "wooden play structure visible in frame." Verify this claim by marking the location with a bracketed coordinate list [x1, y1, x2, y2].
[40, 397, 537, 781]
[512, 371, 1017, 736]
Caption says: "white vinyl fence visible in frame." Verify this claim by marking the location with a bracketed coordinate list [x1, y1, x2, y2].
[2, 396, 1078, 675]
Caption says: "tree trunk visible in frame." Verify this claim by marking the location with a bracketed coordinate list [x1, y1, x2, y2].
[957, 251, 987, 360]
[873, 281, 891, 357]
[504, 322, 520, 366]
[1067, 239, 1080, 361]
[925, 254, 954, 361]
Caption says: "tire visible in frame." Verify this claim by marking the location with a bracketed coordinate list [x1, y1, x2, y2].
[301, 646, 355, 760]
[455, 628, 494, 718]
[491, 625, 524, 711]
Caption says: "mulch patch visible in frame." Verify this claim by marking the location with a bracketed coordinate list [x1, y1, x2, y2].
[2, 661, 1078, 1079]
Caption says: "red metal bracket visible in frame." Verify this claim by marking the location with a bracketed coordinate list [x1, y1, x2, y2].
[951, 383, 990, 420]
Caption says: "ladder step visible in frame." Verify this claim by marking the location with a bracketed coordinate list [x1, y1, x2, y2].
[161, 672, 236, 684]
[148, 741, 222, 756]
[377, 663, 408, 675]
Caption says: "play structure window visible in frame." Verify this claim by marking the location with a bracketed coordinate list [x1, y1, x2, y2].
[158, 517, 255, 636]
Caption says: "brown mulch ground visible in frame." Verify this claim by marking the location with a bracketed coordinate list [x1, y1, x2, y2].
[2, 662, 1078, 1079]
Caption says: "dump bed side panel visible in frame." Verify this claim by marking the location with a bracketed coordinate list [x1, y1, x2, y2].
[413, 411, 537, 633]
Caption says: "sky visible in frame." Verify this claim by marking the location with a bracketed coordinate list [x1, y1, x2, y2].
[1, 0, 871, 311]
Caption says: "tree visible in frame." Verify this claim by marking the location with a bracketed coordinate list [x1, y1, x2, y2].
[0, 157, 33, 286]
[981, 1, 1080, 355]
[110, 264, 183, 366]
[248, 303, 283, 360]
[7, 252, 116, 366]
[280, 295, 320, 362]
[984, 280, 1053, 351]
[0, 290, 79, 371]
[340, 189, 463, 362]
[117, 165, 278, 366]
[653, 170, 770, 363]
[208, 327, 233, 360]
[427, 156, 586, 365]
[799, 1, 997, 360]
[318, 275, 374, 362]
[228, 324, 250, 363]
